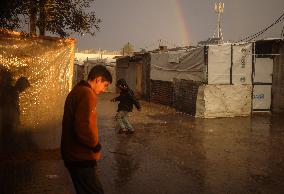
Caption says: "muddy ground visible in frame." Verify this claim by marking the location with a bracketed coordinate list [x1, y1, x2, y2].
[0, 93, 284, 194]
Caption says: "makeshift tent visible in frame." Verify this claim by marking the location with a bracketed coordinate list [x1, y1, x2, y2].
[150, 43, 254, 118]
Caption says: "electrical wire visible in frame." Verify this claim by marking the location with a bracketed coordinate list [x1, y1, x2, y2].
[237, 12, 284, 42]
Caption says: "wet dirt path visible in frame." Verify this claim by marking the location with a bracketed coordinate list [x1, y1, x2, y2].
[0, 93, 283, 194]
[98, 93, 284, 194]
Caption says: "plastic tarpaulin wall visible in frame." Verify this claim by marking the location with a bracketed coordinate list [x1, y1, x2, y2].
[150, 47, 206, 82]
[208, 43, 252, 84]
[253, 58, 273, 111]
[254, 58, 273, 83]
[0, 30, 75, 149]
[195, 85, 252, 118]
[232, 44, 252, 84]
[208, 44, 231, 84]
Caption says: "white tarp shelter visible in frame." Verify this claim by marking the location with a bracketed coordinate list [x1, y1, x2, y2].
[151, 43, 253, 85]
[199, 43, 254, 117]
[149, 42, 276, 117]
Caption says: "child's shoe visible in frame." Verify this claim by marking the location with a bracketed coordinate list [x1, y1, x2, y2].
[118, 128, 127, 134]
[126, 129, 135, 134]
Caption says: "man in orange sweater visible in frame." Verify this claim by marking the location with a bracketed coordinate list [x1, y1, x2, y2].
[61, 65, 112, 194]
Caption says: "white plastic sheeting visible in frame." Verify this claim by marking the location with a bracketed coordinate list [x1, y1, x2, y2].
[253, 85, 272, 110]
[232, 43, 252, 84]
[208, 44, 231, 84]
[195, 85, 252, 118]
[207, 43, 253, 84]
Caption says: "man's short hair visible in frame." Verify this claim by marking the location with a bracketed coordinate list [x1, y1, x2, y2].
[88, 65, 112, 83]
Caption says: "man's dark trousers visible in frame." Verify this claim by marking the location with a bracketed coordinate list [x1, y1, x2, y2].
[67, 165, 104, 194]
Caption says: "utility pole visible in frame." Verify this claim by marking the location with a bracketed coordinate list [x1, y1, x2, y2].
[214, 2, 224, 43]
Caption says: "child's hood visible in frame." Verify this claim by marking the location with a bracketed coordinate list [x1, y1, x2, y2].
[116, 78, 129, 89]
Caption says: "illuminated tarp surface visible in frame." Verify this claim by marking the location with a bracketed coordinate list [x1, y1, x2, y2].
[0, 30, 75, 149]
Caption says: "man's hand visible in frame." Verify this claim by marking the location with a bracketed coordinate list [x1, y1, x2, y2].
[110, 98, 116, 102]
[93, 143, 102, 153]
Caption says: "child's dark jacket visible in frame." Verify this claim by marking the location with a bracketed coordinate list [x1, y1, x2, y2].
[114, 88, 141, 112]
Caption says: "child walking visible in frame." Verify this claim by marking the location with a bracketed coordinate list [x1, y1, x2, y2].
[111, 78, 141, 134]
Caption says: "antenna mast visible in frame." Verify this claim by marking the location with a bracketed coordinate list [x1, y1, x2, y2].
[214, 2, 224, 43]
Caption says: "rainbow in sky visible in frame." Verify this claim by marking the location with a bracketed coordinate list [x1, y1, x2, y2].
[174, 0, 190, 46]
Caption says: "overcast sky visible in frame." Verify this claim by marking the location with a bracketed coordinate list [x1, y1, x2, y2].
[73, 0, 284, 51]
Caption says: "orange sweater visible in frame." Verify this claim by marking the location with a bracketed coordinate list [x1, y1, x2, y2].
[61, 80, 101, 162]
